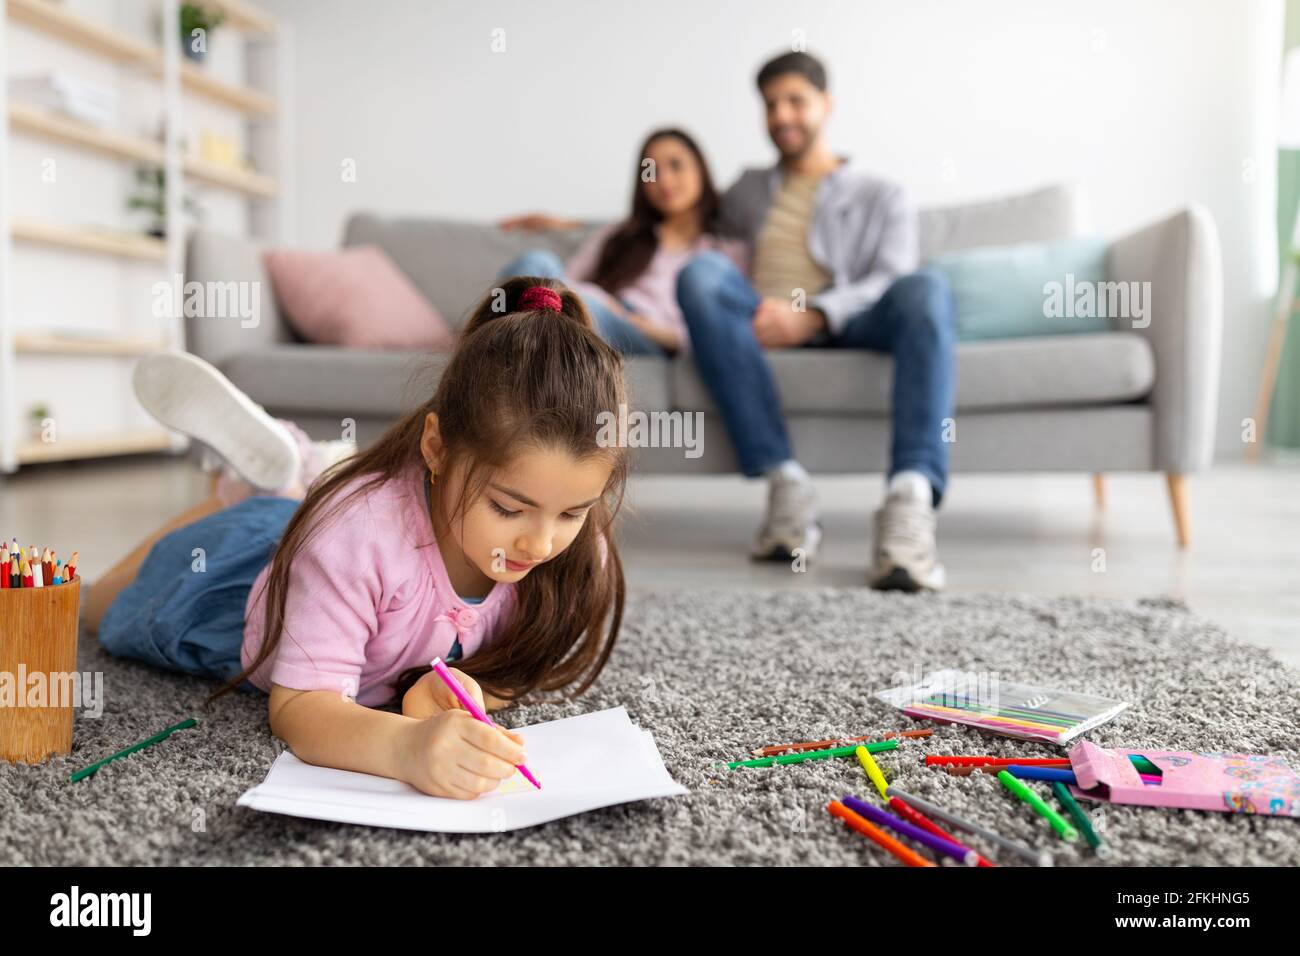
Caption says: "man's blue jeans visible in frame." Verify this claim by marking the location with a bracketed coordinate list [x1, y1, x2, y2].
[499, 249, 666, 356]
[676, 251, 956, 506]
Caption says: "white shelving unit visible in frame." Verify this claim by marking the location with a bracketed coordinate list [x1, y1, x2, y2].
[0, 0, 289, 472]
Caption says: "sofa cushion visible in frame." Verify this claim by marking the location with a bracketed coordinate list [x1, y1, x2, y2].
[222, 346, 672, 418]
[342, 214, 599, 328]
[672, 332, 1154, 415]
[929, 237, 1113, 341]
[224, 346, 449, 418]
[919, 183, 1080, 260]
[264, 245, 454, 351]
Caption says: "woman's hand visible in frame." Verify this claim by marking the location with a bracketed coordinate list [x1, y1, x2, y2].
[398, 710, 527, 799]
[402, 666, 484, 720]
[497, 213, 582, 232]
[623, 311, 683, 353]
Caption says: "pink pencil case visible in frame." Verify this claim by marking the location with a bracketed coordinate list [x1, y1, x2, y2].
[1067, 741, 1300, 816]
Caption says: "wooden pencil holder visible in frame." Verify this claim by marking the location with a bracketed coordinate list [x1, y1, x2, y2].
[0, 576, 80, 764]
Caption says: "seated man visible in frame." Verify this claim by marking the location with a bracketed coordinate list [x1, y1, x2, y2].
[677, 51, 956, 591]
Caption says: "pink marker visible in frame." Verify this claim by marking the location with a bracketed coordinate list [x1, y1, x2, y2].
[428, 658, 541, 790]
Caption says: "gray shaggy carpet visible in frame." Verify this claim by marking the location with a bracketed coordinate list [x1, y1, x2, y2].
[2, 589, 1297, 866]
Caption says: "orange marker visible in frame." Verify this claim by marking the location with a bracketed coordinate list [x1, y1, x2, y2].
[827, 800, 935, 867]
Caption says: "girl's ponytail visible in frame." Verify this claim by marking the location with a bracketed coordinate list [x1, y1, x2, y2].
[461, 275, 595, 339]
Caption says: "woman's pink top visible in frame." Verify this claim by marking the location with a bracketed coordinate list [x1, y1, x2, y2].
[241, 468, 515, 707]
[565, 224, 747, 353]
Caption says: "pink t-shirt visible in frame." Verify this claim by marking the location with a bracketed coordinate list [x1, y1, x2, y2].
[241, 468, 516, 707]
[565, 224, 748, 353]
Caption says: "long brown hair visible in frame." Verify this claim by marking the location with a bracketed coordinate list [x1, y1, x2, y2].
[588, 127, 721, 296]
[212, 275, 629, 705]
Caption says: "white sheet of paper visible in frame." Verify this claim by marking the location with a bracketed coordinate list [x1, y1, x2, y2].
[236, 706, 687, 833]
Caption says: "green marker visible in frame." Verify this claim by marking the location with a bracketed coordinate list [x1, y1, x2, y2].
[727, 739, 898, 769]
[1052, 780, 1112, 859]
[70, 718, 199, 783]
[997, 770, 1078, 842]
[1127, 754, 1161, 776]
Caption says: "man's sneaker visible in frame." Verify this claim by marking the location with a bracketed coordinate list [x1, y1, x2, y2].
[870, 490, 946, 591]
[133, 349, 300, 491]
[752, 472, 822, 562]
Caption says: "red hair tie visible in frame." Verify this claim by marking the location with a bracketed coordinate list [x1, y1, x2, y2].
[518, 285, 563, 314]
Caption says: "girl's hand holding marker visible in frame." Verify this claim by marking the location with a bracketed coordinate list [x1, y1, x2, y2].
[398, 708, 527, 800]
[398, 659, 534, 800]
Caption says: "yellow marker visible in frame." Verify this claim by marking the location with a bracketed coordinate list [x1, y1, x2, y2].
[856, 744, 890, 798]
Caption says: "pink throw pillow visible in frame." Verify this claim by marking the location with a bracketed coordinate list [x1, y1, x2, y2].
[263, 245, 453, 351]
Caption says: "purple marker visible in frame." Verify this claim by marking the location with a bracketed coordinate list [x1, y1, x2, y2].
[842, 795, 978, 866]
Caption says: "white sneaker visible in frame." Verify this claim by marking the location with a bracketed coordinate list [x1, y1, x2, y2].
[870, 487, 945, 592]
[133, 350, 300, 491]
[752, 471, 822, 562]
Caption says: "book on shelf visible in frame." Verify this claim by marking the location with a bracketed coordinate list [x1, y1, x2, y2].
[9, 72, 118, 127]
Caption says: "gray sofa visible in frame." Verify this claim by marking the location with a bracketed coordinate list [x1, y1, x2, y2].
[184, 183, 1222, 545]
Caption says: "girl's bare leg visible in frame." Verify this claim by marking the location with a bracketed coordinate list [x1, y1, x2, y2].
[83, 496, 228, 634]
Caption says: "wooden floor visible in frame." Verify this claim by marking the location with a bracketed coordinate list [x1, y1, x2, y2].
[4, 456, 1298, 666]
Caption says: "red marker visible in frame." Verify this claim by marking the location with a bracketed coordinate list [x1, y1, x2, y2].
[925, 756, 1072, 767]
[889, 796, 996, 867]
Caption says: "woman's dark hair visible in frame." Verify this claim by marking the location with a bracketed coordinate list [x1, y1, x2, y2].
[212, 275, 629, 705]
[587, 127, 721, 296]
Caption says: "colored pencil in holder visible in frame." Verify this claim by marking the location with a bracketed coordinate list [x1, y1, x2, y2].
[1, 574, 82, 762]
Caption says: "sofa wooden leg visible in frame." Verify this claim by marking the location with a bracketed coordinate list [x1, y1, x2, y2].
[1093, 473, 1106, 510]
[1165, 473, 1190, 549]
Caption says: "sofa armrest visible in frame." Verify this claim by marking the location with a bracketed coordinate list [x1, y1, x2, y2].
[1107, 205, 1222, 472]
[183, 229, 293, 368]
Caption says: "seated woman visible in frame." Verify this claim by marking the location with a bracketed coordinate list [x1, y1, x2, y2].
[499, 127, 746, 356]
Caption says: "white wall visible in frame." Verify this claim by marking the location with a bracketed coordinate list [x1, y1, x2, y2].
[265, 0, 1283, 458]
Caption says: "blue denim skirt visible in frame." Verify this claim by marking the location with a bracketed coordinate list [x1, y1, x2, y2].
[98, 496, 301, 686]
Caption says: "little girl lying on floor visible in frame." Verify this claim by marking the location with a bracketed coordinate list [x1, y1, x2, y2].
[86, 277, 629, 800]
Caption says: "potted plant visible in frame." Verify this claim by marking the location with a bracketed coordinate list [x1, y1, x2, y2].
[127, 167, 202, 238]
[28, 404, 50, 443]
[180, 4, 225, 63]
